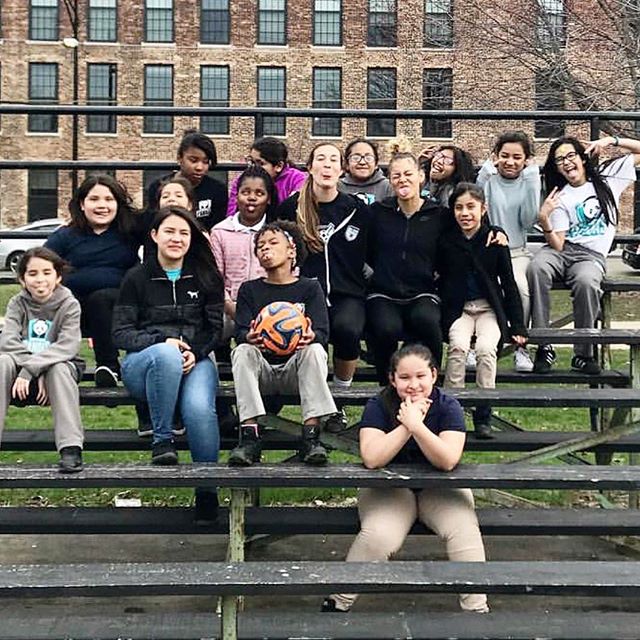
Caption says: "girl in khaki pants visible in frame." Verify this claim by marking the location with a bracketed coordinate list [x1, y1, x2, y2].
[322, 344, 489, 614]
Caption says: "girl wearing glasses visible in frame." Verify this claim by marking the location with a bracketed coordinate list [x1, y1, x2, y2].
[227, 137, 306, 216]
[339, 138, 393, 205]
[419, 145, 476, 208]
[528, 136, 640, 375]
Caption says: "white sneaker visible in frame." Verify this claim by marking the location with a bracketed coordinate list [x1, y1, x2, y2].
[465, 349, 477, 371]
[514, 347, 534, 373]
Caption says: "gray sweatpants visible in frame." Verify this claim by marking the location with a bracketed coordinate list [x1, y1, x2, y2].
[0, 354, 84, 451]
[231, 343, 337, 423]
[527, 242, 606, 358]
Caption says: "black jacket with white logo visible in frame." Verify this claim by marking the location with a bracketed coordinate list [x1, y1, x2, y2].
[112, 255, 223, 361]
[275, 192, 370, 300]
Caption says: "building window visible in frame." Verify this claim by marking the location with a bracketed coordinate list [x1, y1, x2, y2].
[200, 66, 229, 135]
[537, 0, 566, 47]
[87, 64, 117, 134]
[424, 0, 452, 47]
[535, 70, 565, 138]
[144, 65, 173, 134]
[28, 63, 58, 133]
[28, 169, 58, 221]
[258, 0, 286, 45]
[313, 0, 341, 46]
[201, 0, 230, 44]
[422, 68, 453, 138]
[312, 68, 341, 137]
[145, 0, 173, 43]
[88, 0, 117, 42]
[367, 68, 396, 137]
[257, 67, 286, 136]
[29, 0, 58, 41]
[367, 0, 396, 47]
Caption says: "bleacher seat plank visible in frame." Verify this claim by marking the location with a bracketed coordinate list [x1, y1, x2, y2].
[2, 463, 640, 490]
[4, 611, 640, 640]
[1, 506, 638, 536]
[1, 560, 639, 598]
[4, 427, 640, 453]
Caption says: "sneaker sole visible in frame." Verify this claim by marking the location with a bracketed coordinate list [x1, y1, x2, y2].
[172, 427, 186, 437]
[58, 463, 84, 474]
[137, 429, 153, 438]
[151, 453, 178, 466]
[95, 371, 119, 388]
[303, 452, 328, 465]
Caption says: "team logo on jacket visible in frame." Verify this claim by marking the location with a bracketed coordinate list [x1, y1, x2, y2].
[344, 225, 360, 242]
[319, 223, 335, 243]
[196, 199, 212, 218]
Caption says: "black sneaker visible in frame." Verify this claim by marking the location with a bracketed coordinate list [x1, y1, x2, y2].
[300, 426, 328, 466]
[229, 425, 262, 467]
[95, 365, 119, 388]
[58, 446, 83, 474]
[194, 491, 219, 525]
[321, 597, 349, 613]
[571, 355, 602, 375]
[324, 410, 348, 433]
[473, 423, 494, 440]
[151, 440, 178, 465]
[533, 345, 556, 374]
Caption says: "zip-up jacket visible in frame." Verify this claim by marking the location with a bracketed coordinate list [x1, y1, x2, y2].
[112, 256, 223, 360]
[367, 197, 449, 299]
[436, 221, 527, 350]
[275, 191, 369, 301]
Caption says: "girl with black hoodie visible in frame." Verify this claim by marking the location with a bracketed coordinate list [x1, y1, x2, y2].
[437, 183, 527, 439]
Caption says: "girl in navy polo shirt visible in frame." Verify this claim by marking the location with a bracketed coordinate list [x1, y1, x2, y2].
[322, 343, 488, 614]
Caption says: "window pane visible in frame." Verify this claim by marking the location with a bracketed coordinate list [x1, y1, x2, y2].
[145, 0, 173, 42]
[88, 0, 117, 42]
[367, 0, 396, 46]
[312, 68, 341, 136]
[87, 64, 117, 134]
[422, 68, 452, 138]
[537, 0, 566, 47]
[201, 66, 230, 135]
[257, 67, 286, 136]
[258, 0, 286, 44]
[367, 68, 396, 137]
[28, 169, 58, 221]
[424, 0, 452, 47]
[30, 0, 58, 41]
[144, 66, 173, 134]
[28, 63, 58, 133]
[201, 0, 230, 44]
[535, 71, 565, 138]
[313, 0, 341, 45]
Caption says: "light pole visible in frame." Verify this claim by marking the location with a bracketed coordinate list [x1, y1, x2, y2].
[62, 1, 79, 194]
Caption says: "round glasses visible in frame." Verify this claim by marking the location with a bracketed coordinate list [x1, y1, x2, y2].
[348, 153, 375, 164]
[554, 151, 578, 166]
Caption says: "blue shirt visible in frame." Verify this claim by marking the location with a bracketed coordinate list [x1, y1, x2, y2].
[360, 388, 465, 465]
[164, 268, 181, 283]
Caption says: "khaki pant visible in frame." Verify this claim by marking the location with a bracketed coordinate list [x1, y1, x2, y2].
[444, 299, 501, 390]
[331, 487, 488, 612]
[231, 343, 337, 422]
[510, 247, 531, 325]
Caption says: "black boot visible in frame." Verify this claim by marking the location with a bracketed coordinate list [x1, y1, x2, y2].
[300, 425, 328, 466]
[228, 424, 262, 467]
[194, 490, 219, 525]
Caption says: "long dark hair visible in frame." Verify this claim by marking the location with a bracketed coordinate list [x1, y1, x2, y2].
[236, 165, 278, 216]
[150, 206, 223, 297]
[68, 174, 139, 235]
[380, 344, 437, 428]
[543, 137, 619, 226]
[423, 145, 476, 184]
[177, 129, 218, 168]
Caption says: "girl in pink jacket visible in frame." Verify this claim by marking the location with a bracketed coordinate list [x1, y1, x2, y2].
[211, 166, 276, 343]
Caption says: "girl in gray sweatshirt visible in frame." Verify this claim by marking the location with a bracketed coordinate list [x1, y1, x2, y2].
[0, 247, 84, 472]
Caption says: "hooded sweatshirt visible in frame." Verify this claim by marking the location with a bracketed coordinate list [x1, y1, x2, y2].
[338, 167, 393, 204]
[0, 286, 83, 381]
[339, 168, 394, 205]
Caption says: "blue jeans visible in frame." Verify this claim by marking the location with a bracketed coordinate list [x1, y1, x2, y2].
[121, 343, 220, 463]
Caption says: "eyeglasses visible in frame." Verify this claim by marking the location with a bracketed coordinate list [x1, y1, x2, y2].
[432, 152, 455, 166]
[554, 151, 578, 166]
[245, 156, 268, 167]
[348, 153, 375, 164]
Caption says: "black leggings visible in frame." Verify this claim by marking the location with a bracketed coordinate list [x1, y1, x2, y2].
[329, 295, 366, 361]
[79, 288, 120, 370]
[367, 296, 443, 385]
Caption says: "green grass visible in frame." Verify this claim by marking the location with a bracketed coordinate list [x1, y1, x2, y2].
[0, 286, 638, 508]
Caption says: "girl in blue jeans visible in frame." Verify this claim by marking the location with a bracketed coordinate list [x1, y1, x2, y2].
[113, 205, 224, 523]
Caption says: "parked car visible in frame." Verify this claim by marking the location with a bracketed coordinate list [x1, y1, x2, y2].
[0, 218, 63, 272]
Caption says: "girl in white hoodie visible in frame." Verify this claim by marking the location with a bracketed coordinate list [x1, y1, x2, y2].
[0, 247, 84, 472]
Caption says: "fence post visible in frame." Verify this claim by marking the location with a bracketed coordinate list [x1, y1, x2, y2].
[590, 117, 600, 141]
[254, 114, 264, 139]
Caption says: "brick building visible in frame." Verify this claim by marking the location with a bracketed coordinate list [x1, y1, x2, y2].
[0, 0, 634, 226]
